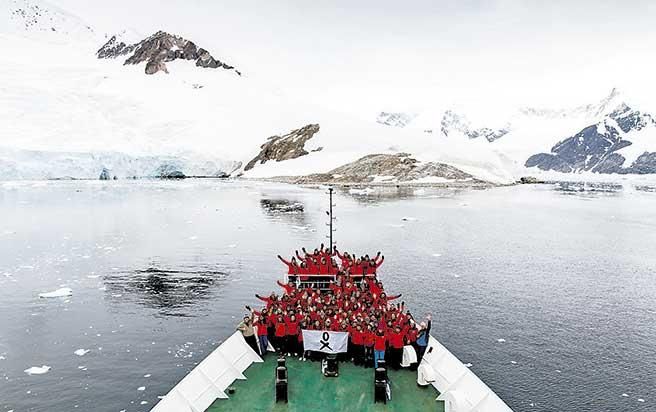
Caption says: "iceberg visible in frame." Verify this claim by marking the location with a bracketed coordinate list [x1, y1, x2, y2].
[39, 287, 73, 298]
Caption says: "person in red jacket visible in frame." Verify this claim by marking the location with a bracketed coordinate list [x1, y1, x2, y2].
[273, 315, 287, 354]
[276, 280, 296, 295]
[373, 329, 387, 368]
[277, 254, 300, 274]
[351, 324, 365, 366]
[388, 325, 405, 370]
[255, 313, 269, 356]
[285, 314, 300, 356]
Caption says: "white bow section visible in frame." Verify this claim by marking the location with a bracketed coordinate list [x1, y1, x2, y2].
[150, 331, 263, 412]
[422, 336, 514, 412]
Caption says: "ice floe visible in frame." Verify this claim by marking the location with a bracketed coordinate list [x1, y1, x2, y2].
[464, 363, 473, 368]
[74, 349, 90, 356]
[137, 386, 146, 391]
[349, 187, 375, 195]
[496, 338, 506, 343]
[24, 365, 51, 375]
[432, 253, 442, 257]
[39, 287, 72, 298]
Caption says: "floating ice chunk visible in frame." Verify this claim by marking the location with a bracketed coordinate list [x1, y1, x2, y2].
[510, 361, 517, 364]
[39, 288, 72, 298]
[622, 393, 629, 397]
[496, 338, 506, 343]
[464, 363, 472, 368]
[137, 386, 145, 391]
[24, 365, 51, 375]
[349, 187, 375, 195]
[638, 399, 645, 402]
[0, 355, 6, 360]
[140, 401, 148, 405]
[74, 349, 89, 356]
[401, 216, 418, 221]
[143, 374, 151, 378]
[453, 274, 460, 278]
[432, 253, 442, 257]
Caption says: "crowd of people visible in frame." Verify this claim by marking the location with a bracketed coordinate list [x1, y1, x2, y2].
[277, 244, 385, 276]
[238, 245, 432, 371]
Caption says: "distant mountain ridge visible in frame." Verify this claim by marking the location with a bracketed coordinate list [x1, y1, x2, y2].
[440, 110, 510, 142]
[376, 112, 416, 128]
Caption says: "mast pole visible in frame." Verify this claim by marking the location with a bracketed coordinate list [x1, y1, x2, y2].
[329, 187, 334, 248]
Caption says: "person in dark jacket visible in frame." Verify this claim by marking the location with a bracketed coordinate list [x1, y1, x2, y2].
[416, 314, 432, 364]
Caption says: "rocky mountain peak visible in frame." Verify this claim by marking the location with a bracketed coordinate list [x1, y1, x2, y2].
[244, 124, 321, 171]
[525, 102, 656, 174]
[97, 30, 241, 75]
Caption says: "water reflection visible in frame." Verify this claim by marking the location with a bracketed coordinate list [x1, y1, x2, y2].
[337, 185, 464, 204]
[103, 266, 228, 317]
[551, 181, 624, 197]
[259, 198, 308, 227]
[636, 185, 656, 193]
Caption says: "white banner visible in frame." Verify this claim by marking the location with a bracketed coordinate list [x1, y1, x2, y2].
[301, 330, 349, 354]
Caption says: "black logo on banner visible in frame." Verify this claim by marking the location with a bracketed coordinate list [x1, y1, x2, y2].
[320, 331, 333, 351]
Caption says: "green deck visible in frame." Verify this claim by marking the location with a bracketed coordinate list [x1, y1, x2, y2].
[208, 356, 444, 412]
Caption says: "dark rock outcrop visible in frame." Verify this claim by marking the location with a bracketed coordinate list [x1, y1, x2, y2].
[97, 31, 240, 76]
[518, 176, 545, 184]
[288, 153, 485, 184]
[244, 124, 321, 171]
[99, 168, 111, 180]
[526, 103, 656, 174]
[155, 163, 186, 179]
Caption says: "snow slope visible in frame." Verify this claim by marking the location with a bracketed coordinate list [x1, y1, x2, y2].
[0, 0, 517, 183]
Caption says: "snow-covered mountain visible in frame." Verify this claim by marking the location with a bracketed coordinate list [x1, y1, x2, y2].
[374, 88, 656, 176]
[525, 103, 656, 173]
[0, 0, 517, 184]
[376, 112, 416, 128]
[2, 0, 654, 184]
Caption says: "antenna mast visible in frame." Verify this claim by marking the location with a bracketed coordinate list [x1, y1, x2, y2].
[326, 187, 336, 249]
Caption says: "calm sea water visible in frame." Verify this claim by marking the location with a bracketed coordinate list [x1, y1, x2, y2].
[0, 180, 654, 412]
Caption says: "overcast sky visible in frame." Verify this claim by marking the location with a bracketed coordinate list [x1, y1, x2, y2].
[52, 0, 656, 116]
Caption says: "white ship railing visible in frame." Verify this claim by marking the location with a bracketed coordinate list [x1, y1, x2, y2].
[422, 336, 514, 412]
[150, 332, 513, 412]
[150, 331, 263, 412]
